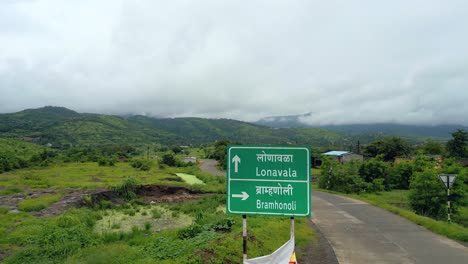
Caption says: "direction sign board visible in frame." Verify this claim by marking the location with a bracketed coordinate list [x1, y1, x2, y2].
[227, 145, 311, 217]
[438, 174, 457, 189]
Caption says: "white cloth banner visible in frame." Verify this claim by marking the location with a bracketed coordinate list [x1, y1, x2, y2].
[244, 237, 295, 264]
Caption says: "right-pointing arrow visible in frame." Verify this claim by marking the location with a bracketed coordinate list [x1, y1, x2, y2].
[232, 191, 249, 201]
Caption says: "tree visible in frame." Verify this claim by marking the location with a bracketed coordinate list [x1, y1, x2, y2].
[446, 129, 468, 158]
[172, 146, 183, 154]
[161, 154, 176, 167]
[359, 159, 389, 184]
[209, 140, 232, 169]
[319, 159, 369, 194]
[409, 169, 446, 218]
[364, 137, 411, 161]
[420, 141, 445, 155]
[388, 161, 413, 189]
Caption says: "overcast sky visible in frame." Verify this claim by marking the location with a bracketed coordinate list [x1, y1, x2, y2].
[1, 0, 467, 125]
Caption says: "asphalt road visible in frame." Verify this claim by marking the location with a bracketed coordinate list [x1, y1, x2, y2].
[312, 191, 468, 264]
[198, 159, 225, 176]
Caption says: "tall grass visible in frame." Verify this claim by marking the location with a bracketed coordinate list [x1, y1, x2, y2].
[17, 193, 62, 212]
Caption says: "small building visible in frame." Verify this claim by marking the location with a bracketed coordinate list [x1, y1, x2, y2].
[322, 151, 363, 163]
[182, 157, 197, 164]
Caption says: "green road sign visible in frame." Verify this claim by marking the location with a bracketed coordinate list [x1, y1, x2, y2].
[226, 145, 311, 217]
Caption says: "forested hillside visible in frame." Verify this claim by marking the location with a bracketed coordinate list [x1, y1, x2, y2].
[0, 107, 355, 148]
[256, 113, 467, 140]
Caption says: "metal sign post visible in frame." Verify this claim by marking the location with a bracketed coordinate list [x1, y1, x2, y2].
[438, 174, 458, 223]
[227, 145, 310, 262]
[243, 215, 247, 261]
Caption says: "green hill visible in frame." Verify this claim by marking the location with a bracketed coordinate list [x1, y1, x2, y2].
[0, 107, 354, 148]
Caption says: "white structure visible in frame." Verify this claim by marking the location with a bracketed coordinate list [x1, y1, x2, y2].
[322, 151, 363, 163]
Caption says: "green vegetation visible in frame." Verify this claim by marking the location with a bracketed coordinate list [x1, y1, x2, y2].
[111, 176, 139, 201]
[0, 106, 366, 149]
[1, 194, 314, 263]
[364, 136, 411, 161]
[175, 173, 205, 185]
[94, 205, 192, 234]
[17, 193, 62, 212]
[0, 161, 223, 192]
[316, 132, 468, 243]
[446, 129, 468, 158]
[0, 187, 23, 195]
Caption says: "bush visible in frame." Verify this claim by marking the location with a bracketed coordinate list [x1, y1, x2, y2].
[98, 157, 116, 166]
[319, 159, 369, 194]
[359, 159, 389, 189]
[161, 154, 177, 167]
[152, 208, 162, 219]
[409, 169, 446, 219]
[111, 176, 138, 201]
[130, 159, 152, 171]
[388, 161, 413, 189]
[177, 224, 203, 239]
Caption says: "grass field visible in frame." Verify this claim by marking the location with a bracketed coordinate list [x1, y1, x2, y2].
[17, 193, 62, 212]
[0, 161, 224, 192]
[175, 173, 205, 185]
[0, 160, 316, 263]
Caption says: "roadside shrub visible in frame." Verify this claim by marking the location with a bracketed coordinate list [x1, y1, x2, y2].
[359, 159, 389, 189]
[319, 160, 368, 194]
[409, 169, 446, 218]
[388, 161, 413, 189]
[211, 217, 235, 232]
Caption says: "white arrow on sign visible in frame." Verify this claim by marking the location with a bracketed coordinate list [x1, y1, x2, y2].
[232, 155, 241, 173]
[232, 191, 249, 200]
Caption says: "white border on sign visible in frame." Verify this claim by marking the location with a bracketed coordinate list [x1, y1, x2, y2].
[227, 146, 311, 216]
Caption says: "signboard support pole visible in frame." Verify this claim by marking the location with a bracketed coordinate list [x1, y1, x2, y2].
[242, 215, 247, 261]
[290, 217, 295, 239]
[447, 188, 451, 223]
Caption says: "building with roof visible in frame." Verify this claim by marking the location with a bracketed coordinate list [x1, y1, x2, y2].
[322, 151, 363, 163]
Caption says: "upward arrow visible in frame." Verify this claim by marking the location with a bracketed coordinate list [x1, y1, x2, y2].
[232, 155, 241, 173]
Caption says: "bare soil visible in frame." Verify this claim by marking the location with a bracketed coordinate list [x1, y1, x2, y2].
[0, 185, 208, 218]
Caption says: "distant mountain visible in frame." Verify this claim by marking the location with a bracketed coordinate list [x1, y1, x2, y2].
[256, 113, 313, 128]
[0, 107, 355, 148]
[255, 113, 467, 140]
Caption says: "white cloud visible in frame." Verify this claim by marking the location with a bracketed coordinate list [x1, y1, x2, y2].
[0, 0, 467, 125]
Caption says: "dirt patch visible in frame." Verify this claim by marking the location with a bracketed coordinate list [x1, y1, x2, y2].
[136, 185, 205, 203]
[1, 185, 207, 218]
[31, 188, 107, 217]
[0, 188, 57, 211]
